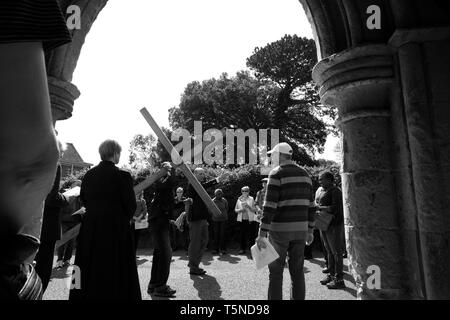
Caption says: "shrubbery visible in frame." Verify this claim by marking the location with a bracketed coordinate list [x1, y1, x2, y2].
[62, 161, 341, 249]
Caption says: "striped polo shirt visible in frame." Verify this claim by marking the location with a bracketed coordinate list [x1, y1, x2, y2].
[260, 161, 314, 232]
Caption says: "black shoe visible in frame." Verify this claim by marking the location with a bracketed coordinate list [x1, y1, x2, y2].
[320, 275, 334, 285]
[322, 268, 330, 274]
[189, 269, 206, 275]
[327, 279, 346, 289]
[154, 286, 176, 297]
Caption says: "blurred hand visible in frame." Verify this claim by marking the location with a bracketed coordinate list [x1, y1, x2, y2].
[306, 231, 314, 246]
[256, 235, 267, 250]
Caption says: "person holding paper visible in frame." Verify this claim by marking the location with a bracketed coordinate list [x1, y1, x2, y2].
[255, 142, 314, 300]
[316, 171, 345, 289]
[235, 186, 257, 255]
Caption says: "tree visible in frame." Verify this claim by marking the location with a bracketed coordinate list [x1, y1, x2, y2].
[246, 34, 338, 135]
[128, 134, 159, 170]
[169, 35, 337, 166]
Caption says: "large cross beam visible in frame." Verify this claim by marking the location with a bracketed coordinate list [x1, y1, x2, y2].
[140, 107, 222, 217]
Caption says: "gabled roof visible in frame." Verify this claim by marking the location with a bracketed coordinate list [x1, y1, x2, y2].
[60, 143, 93, 167]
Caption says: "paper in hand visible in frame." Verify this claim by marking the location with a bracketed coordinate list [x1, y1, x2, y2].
[251, 238, 279, 270]
[63, 186, 80, 198]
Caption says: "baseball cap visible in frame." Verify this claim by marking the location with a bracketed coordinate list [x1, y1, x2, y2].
[267, 142, 293, 155]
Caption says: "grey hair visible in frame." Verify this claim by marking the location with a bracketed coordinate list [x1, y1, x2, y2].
[99, 140, 122, 161]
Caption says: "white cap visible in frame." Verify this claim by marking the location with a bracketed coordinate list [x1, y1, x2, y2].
[267, 142, 293, 155]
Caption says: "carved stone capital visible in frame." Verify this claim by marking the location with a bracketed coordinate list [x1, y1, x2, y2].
[312, 44, 394, 114]
[48, 76, 80, 123]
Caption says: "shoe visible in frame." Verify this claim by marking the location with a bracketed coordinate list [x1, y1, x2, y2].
[189, 269, 207, 275]
[154, 286, 176, 297]
[320, 274, 334, 285]
[63, 260, 71, 267]
[322, 267, 330, 274]
[327, 279, 346, 289]
[55, 260, 63, 269]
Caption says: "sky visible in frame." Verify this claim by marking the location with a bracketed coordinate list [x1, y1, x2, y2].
[56, 0, 340, 166]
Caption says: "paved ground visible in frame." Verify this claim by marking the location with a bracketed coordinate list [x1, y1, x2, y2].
[44, 248, 356, 300]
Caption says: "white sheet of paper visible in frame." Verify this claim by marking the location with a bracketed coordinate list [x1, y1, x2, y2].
[134, 220, 149, 230]
[63, 186, 80, 198]
[251, 238, 279, 270]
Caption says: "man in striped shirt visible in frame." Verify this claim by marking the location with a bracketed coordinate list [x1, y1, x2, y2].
[256, 142, 314, 300]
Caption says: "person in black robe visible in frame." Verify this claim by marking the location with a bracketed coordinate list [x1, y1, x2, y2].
[69, 140, 140, 300]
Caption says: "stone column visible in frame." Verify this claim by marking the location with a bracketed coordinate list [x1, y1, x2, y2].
[46, 0, 109, 124]
[313, 44, 411, 299]
[390, 27, 450, 299]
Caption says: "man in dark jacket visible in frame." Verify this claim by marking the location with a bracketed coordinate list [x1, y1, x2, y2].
[316, 171, 345, 289]
[35, 164, 69, 292]
[186, 168, 218, 275]
[147, 162, 177, 297]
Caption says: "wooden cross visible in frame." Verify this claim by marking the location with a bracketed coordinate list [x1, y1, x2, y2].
[55, 108, 221, 249]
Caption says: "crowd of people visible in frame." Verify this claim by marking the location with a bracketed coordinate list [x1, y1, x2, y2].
[29, 139, 345, 300]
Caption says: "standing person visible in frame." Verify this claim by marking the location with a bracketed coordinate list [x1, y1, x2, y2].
[69, 140, 141, 300]
[235, 186, 257, 255]
[315, 186, 329, 272]
[316, 171, 346, 289]
[255, 178, 268, 223]
[211, 189, 229, 255]
[56, 180, 82, 269]
[0, 1, 71, 299]
[256, 142, 315, 300]
[133, 191, 148, 256]
[186, 168, 218, 275]
[35, 161, 69, 292]
[147, 162, 177, 297]
[170, 187, 187, 251]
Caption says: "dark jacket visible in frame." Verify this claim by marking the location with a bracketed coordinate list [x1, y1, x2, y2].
[186, 178, 217, 222]
[149, 174, 176, 220]
[69, 160, 140, 300]
[316, 186, 344, 226]
[40, 165, 68, 242]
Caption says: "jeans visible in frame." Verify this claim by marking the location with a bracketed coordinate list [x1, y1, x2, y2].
[188, 219, 209, 270]
[148, 217, 172, 290]
[268, 231, 306, 300]
[212, 220, 227, 251]
[321, 223, 344, 279]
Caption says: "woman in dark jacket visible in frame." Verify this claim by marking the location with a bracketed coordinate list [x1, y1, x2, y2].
[69, 140, 141, 300]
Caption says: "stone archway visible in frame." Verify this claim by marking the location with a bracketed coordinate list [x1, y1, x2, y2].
[49, 0, 450, 299]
